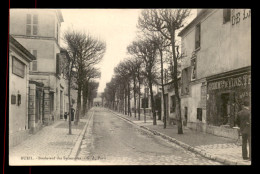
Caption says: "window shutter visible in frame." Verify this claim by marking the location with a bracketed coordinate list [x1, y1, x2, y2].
[33, 14, 38, 24]
[26, 25, 31, 36]
[12, 56, 25, 78]
[56, 54, 60, 75]
[33, 25, 38, 35]
[32, 61, 37, 71]
[32, 50, 37, 58]
[195, 24, 201, 49]
[26, 14, 31, 24]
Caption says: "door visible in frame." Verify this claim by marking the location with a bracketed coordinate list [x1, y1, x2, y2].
[60, 90, 63, 119]
[35, 90, 39, 123]
[220, 93, 230, 125]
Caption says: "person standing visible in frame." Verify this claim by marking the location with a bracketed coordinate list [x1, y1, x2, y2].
[71, 106, 75, 121]
[236, 98, 251, 161]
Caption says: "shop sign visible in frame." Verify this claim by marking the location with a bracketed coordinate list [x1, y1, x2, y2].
[208, 74, 250, 91]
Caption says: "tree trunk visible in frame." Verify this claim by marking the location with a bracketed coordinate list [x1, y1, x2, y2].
[82, 80, 88, 115]
[159, 49, 167, 129]
[138, 71, 141, 120]
[171, 31, 183, 134]
[67, 62, 73, 135]
[75, 83, 82, 125]
[124, 87, 127, 115]
[133, 76, 137, 118]
[148, 77, 156, 125]
[128, 82, 131, 117]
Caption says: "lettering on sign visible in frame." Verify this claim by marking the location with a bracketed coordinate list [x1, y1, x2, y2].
[232, 9, 251, 26]
[208, 74, 251, 91]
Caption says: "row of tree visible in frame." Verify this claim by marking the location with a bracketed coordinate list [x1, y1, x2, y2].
[62, 29, 106, 134]
[103, 9, 191, 134]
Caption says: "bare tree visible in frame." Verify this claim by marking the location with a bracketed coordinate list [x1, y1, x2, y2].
[114, 61, 132, 116]
[127, 39, 159, 125]
[87, 81, 99, 108]
[146, 32, 171, 128]
[62, 31, 81, 135]
[138, 9, 191, 134]
[82, 67, 101, 115]
[64, 29, 106, 125]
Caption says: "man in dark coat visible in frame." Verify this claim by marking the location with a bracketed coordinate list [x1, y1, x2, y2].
[236, 99, 251, 160]
[71, 107, 75, 121]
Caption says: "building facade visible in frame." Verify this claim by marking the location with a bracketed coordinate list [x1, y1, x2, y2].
[178, 9, 251, 138]
[9, 35, 36, 147]
[10, 9, 67, 125]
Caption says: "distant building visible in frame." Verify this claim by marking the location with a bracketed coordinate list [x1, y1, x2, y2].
[178, 9, 251, 138]
[93, 97, 102, 106]
[10, 9, 67, 125]
[9, 35, 36, 147]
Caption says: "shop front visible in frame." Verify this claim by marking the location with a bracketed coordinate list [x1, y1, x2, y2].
[206, 66, 251, 138]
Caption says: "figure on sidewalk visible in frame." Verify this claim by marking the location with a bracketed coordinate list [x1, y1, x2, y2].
[64, 112, 68, 121]
[236, 98, 251, 161]
[71, 106, 75, 121]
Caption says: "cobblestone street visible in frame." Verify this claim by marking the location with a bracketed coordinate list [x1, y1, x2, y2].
[77, 108, 221, 165]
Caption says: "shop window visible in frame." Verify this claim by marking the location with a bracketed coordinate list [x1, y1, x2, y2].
[197, 108, 202, 121]
[12, 56, 25, 78]
[26, 14, 38, 36]
[223, 9, 231, 24]
[50, 92, 54, 112]
[195, 23, 201, 50]
[220, 93, 230, 125]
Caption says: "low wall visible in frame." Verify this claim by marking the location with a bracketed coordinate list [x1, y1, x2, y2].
[187, 122, 238, 139]
[9, 129, 30, 147]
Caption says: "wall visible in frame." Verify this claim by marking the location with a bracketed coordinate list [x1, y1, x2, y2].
[10, 9, 56, 38]
[15, 38, 55, 72]
[181, 9, 251, 79]
[179, 9, 251, 137]
[9, 49, 30, 147]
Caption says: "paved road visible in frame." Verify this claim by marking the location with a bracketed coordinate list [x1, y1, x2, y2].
[77, 107, 221, 165]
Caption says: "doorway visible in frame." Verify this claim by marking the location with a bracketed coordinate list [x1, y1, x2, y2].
[220, 93, 230, 125]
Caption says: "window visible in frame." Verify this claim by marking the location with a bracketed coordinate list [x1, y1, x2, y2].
[181, 67, 191, 95]
[56, 53, 61, 75]
[191, 58, 197, 81]
[29, 50, 37, 71]
[195, 23, 201, 49]
[223, 9, 231, 24]
[197, 108, 202, 121]
[57, 24, 59, 43]
[12, 56, 25, 78]
[26, 14, 38, 36]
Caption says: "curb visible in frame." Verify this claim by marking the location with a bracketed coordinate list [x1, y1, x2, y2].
[108, 109, 248, 165]
[68, 110, 94, 159]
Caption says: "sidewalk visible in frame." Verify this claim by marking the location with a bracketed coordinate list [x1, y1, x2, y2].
[9, 110, 93, 166]
[110, 109, 251, 165]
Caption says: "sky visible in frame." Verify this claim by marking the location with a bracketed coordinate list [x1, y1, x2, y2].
[60, 9, 197, 94]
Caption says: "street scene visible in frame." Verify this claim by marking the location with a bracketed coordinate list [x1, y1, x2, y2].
[8, 9, 251, 166]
